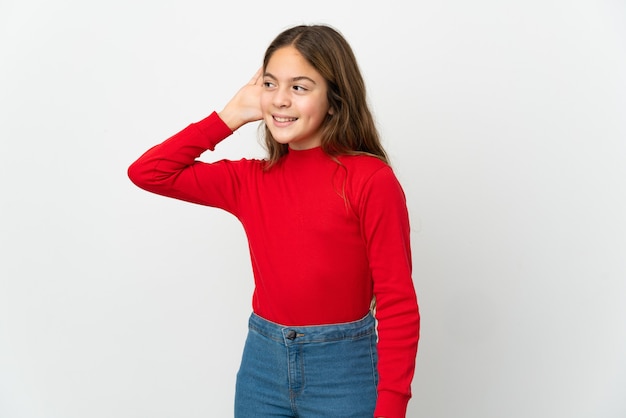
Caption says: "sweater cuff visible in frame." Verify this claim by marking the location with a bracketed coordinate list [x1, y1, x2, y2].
[192, 111, 233, 151]
[374, 390, 410, 418]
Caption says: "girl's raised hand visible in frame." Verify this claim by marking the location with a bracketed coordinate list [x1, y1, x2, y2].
[218, 68, 264, 132]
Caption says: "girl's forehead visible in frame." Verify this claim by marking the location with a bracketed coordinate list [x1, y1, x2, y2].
[265, 47, 320, 79]
[267, 47, 304, 66]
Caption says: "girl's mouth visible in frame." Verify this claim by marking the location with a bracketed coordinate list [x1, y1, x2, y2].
[273, 116, 298, 123]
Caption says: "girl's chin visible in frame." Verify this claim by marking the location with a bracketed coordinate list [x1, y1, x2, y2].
[270, 132, 299, 145]
[271, 137, 294, 145]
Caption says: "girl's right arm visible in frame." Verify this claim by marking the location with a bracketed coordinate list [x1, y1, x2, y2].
[218, 68, 264, 131]
[127, 69, 264, 212]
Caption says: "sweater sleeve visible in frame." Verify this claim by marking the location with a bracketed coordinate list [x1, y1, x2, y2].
[127, 112, 245, 214]
[358, 166, 420, 418]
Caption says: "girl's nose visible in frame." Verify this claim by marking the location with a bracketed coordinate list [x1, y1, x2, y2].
[273, 87, 291, 108]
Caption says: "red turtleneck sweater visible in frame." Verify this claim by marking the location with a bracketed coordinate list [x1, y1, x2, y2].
[128, 112, 420, 417]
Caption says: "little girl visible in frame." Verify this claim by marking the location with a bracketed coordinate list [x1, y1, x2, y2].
[128, 24, 420, 418]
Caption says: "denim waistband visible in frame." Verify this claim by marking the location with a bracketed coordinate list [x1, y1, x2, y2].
[248, 312, 376, 345]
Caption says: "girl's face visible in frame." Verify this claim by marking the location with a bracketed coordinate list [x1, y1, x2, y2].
[261, 46, 332, 150]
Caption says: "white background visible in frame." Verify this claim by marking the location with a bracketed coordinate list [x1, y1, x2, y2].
[1, 0, 625, 417]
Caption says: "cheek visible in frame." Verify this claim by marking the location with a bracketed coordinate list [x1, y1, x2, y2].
[310, 102, 331, 123]
[308, 95, 331, 119]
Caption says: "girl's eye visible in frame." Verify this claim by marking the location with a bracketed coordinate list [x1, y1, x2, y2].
[293, 85, 307, 92]
[263, 81, 275, 88]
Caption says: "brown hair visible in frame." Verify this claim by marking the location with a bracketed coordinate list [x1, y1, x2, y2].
[261, 24, 389, 168]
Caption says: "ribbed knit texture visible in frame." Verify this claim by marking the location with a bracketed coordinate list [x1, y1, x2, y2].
[128, 112, 420, 417]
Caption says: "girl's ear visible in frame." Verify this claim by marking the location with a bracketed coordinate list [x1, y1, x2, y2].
[328, 107, 335, 115]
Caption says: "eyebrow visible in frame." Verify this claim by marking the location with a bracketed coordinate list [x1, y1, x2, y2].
[264, 72, 317, 85]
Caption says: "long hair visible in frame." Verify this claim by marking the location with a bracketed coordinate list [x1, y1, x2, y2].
[261, 24, 389, 168]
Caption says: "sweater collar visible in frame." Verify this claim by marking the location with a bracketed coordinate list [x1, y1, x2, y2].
[285, 145, 327, 160]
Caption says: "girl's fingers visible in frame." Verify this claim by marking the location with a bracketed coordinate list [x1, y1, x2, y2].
[249, 67, 263, 85]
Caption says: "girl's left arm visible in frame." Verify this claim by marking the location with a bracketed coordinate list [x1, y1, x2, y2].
[359, 166, 420, 418]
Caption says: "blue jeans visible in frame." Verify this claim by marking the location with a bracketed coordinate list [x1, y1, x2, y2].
[235, 312, 379, 417]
